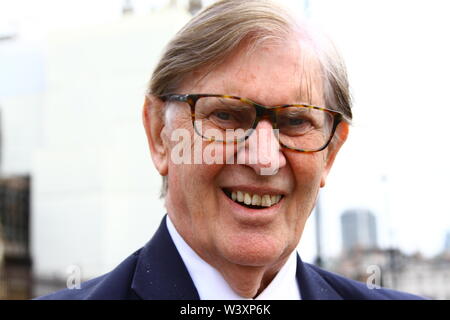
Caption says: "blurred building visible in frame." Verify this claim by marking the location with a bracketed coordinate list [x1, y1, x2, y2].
[30, 6, 193, 297]
[0, 3, 195, 298]
[188, 0, 202, 15]
[444, 231, 450, 253]
[330, 248, 450, 300]
[1, 28, 35, 297]
[0, 175, 31, 299]
[332, 211, 450, 299]
[0, 29, 46, 298]
[341, 209, 378, 252]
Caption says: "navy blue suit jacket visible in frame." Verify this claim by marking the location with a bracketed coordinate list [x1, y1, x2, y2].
[38, 216, 423, 300]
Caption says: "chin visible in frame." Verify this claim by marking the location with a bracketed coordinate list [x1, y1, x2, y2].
[219, 231, 287, 267]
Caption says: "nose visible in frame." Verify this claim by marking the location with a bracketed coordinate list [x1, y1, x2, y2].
[236, 120, 286, 175]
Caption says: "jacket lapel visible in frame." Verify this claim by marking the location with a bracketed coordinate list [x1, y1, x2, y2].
[131, 215, 200, 300]
[131, 215, 341, 300]
[295, 255, 342, 300]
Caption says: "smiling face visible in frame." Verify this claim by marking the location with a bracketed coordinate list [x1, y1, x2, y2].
[144, 37, 348, 274]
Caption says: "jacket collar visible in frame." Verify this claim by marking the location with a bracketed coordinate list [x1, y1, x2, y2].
[296, 255, 342, 300]
[131, 215, 342, 300]
[131, 215, 200, 300]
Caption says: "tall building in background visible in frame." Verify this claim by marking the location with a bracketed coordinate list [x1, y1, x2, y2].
[1, 23, 33, 299]
[0, 108, 2, 172]
[0, 175, 31, 299]
[341, 209, 378, 252]
[445, 231, 450, 252]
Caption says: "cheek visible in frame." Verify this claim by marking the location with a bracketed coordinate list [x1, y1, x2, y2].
[288, 152, 326, 186]
[285, 152, 325, 221]
[167, 149, 224, 210]
[168, 163, 217, 198]
[166, 114, 229, 204]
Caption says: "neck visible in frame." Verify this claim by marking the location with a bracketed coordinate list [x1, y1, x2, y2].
[213, 258, 288, 298]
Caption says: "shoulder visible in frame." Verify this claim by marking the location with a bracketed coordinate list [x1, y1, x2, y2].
[304, 263, 425, 300]
[35, 249, 142, 300]
[35, 215, 200, 300]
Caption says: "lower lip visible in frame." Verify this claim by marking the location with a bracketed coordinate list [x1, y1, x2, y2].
[220, 189, 284, 224]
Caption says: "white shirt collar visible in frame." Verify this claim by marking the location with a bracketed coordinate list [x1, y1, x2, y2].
[166, 216, 301, 300]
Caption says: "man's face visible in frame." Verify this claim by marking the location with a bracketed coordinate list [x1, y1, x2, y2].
[148, 38, 347, 270]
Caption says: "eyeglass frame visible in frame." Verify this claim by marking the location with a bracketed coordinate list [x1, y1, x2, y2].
[159, 93, 345, 153]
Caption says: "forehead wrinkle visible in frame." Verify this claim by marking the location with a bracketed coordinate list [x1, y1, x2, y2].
[233, 42, 322, 106]
[219, 62, 321, 107]
[180, 38, 324, 106]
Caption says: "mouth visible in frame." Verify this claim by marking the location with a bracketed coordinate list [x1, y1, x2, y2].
[222, 188, 284, 210]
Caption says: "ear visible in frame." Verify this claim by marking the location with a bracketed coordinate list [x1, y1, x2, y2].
[142, 94, 169, 176]
[320, 122, 349, 188]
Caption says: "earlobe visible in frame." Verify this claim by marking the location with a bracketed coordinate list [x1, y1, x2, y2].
[320, 122, 349, 188]
[142, 95, 169, 176]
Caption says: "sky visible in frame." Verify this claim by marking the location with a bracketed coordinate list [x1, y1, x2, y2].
[1, 0, 450, 261]
[310, 0, 450, 258]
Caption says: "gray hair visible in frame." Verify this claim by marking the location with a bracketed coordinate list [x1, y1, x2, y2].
[147, 0, 352, 198]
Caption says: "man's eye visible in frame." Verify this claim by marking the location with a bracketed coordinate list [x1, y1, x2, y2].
[279, 115, 316, 136]
[288, 118, 308, 126]
[212, 111, 233, 121]
[285, 117, 313, 128]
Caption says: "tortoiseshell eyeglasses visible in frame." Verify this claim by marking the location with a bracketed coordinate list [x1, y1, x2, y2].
[160, 94, 344, 153]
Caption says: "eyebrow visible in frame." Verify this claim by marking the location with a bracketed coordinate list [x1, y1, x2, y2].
[211, 90, 316, 107]
[218, 77, 318, 106]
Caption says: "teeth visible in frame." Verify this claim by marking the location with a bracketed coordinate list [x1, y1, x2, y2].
[251, 194, 261, 206]
[262, 195, 271, 207]
[270, 195, 277, 204]
[244, 193, 252, 205]
[227, 190, 282, 208]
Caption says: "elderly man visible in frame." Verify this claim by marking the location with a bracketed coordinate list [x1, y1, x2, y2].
[40, 0, 421, 300]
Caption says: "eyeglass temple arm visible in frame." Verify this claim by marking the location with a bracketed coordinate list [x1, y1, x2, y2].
[160, 94, 189, 102]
